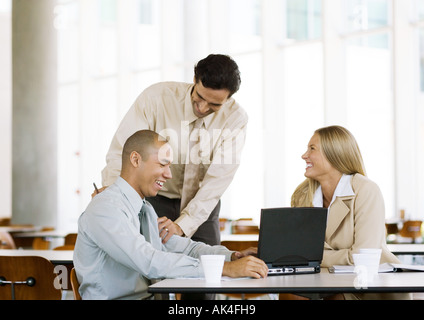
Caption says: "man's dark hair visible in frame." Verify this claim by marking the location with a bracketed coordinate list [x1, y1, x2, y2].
[194, 54, 241, 97]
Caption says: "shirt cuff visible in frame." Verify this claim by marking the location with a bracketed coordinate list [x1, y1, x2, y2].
[175, 214, 197, 238]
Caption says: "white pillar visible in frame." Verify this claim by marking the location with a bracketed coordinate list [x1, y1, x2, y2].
[183, 0, 209, 80]
[0, 10, 12, 220]
[12, 0, 58, 226]
[392, 0, 418, 219]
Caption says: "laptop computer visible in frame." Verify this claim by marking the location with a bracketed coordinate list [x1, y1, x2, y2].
[257, 207, 328, 275]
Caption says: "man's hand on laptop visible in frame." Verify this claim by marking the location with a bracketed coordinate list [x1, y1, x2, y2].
[223, 256, 268, 279]
[231, 247, 257, 260]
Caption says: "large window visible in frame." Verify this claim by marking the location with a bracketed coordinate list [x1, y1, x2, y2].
[343, 0, 394, 216]
[1, 0, 423, 228]
[414, 0, 424, 222]
[54, 0, 424, 228]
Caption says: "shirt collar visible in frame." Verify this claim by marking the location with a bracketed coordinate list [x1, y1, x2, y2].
[312, 174, 354, 208]
[115, 176, 144, 214]
[184, 85, 198, 124]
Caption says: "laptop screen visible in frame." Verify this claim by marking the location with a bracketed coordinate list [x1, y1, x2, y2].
[257, 207, 328, 266]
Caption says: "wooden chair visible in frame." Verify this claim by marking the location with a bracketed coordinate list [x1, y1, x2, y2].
[385, 222, 399, 235]
[219, 218, 228, 232]
[53, 244, 75, 251]
[399, 220, 422, 242]
[32, 237, 51, 250]
[31, 227, 56, 250]
[0, 217, 11, 226]
[64, 233, 77, 246]
[0, 232, 16, 249]
[0, 256, 62, 300]
[70, 268, 82, 300]
[231, 219, 259, 234]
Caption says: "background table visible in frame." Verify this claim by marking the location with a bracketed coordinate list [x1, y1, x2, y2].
[388, 244, 424, 255]
[0, 249, 73, 265]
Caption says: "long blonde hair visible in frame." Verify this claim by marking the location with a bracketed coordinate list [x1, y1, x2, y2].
[291, 125, 366, 207]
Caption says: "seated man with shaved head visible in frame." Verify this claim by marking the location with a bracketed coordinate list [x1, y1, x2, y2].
[74, 130, 267, 300]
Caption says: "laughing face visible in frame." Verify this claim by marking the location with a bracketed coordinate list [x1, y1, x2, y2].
[191, 80, 230, 118]
[135, 142, 173, 198]
[301, 133, 336, 183]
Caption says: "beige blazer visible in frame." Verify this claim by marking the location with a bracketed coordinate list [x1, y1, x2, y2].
[322, 174, 398, 268]
[320, 174, 411, 300]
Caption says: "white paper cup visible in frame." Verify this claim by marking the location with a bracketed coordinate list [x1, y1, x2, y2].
[353, 248, 382, 277]
[201, 255, 225, 283]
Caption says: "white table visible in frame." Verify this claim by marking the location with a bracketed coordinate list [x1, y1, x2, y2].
[149, 268, 424, 295]
[387, 244, 424, 255]
[0, 249, 73, 265]
[220, 234, 258, 242]
[0, 226, 42, 233]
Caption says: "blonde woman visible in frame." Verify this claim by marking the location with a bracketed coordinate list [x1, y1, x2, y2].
[291, 125, 410, 300]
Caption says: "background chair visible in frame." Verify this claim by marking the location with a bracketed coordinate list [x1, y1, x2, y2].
[219, 218, 228, 232]
[53, 244, 75, 251]
[32, 237, 51, 250]
[399, 220, 422, 243]
[0, 218, 11, 226]
[385, 222, 399, 235]
[31, 227, 56, 249]
[70, 268, 81, 300]
[0, 256, 62, 300]
[231, 218, 259, 235]
[0, 231, 16, 249]
[64, 233, 77, 246]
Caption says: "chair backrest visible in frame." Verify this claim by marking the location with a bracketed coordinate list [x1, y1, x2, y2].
[0, 218, 11, 226]
[231, 219, 259, 234]
[64, 233, 77, 246]
[385, 223, 399, 235]
[0, 232, 16, 249]
[32, 237, 50, 250]
[0, 256, 62, 300]
[219, 218, 228, 231]
[53, 244, 75, 251]
[399, 220, 422, 239]
[31, 227, 56, 250]
[70, 268, 82, 300]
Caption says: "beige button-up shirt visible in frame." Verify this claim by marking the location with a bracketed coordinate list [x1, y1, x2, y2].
[101, 82, 248, 237]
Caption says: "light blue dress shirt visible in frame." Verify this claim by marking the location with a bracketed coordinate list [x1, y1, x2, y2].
[73, 177, 232, 300]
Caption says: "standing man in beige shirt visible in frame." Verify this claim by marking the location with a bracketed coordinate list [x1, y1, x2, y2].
[101, 54, 248, 247]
